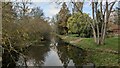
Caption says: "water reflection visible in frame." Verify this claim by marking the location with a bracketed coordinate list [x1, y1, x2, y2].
[57, 44, 85, 68]
[17, 41, 85, 67]
[17, 43, 50, 66]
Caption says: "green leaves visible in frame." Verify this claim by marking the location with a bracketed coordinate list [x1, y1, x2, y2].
[56, 2, 71, 35]
[67, 12, 92, 37]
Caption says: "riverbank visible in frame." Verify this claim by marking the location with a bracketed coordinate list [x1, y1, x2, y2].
[57, 34, 119, 66]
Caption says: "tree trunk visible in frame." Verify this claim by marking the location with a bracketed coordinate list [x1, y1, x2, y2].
[92, 25, 97, 43]
[91, 1, 116, 45]
[100, 1, 104, 44]
[92, 2, 97, 43]
[101, 1, 108, 45]
[95, 2, 100, 45]
[100, 1, 115, 45]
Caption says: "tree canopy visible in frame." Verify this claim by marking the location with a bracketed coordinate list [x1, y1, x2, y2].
[67, 12, 92, 37]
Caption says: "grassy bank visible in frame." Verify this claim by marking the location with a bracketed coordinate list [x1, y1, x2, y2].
[58, 35, 119, 66]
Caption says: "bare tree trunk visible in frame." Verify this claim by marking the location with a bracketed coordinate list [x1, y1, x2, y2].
[100, 1, 104, 44]
[91, 0, 116, 45]
[95, 2, 100, 44]
[101, 1, 108, 45]
[91, 25, 97, 43]
[96, 24, 100, 44]
[100, 1, 116, 45]
[92, 2, 97, 43]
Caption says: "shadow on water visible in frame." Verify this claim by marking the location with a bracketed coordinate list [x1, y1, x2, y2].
[2, 36, 92, 68]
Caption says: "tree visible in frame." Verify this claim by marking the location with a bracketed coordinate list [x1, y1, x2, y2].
[2, 2, 19, 68]
[13, 1, 32, 19]
[72, 2, 84, 13]
[90, 1, 116, 45]
[0, 2, 1, 44]
[111, 7, 119, 25]
[2, 2, 51, 67]
[57, 2, 71, 35]
[31, 7, 44, 19]
[67, 12, 92, 37]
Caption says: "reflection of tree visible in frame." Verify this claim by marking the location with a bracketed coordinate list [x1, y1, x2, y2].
[68, 45, 85, 67]
[57, 44, 85, 67]
[57, 45, 69, 68]
[22, 43, 50, 66]
[2, 49, 19, 68]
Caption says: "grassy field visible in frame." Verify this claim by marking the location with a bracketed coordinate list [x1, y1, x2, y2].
[58, 34, 119, 66]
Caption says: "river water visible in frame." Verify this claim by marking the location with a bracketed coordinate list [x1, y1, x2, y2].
[16, 37, 87, 67]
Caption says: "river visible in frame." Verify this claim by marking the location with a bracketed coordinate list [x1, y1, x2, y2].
[2, 36, 94, 68]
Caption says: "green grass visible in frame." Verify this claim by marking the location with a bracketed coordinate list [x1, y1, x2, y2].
[86, 50, 119, 66]
[77, 37, 118, 52]
[67, 34, 79, 37]
[58, 35, 119, 66]
[61, 35, 118, 52]
[57, 34, 80, 42]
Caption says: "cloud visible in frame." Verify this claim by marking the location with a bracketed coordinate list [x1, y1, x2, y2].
[45, 3, 61, 18]
[33, 2, 60, 18]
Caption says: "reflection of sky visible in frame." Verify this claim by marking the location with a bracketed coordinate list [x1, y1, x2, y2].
[44, 48, 63, 66]
[32, 2, 118, 18]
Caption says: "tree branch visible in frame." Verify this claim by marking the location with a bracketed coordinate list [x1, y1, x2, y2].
[2, 2, 9, 8]
[71, 0, 83, 14]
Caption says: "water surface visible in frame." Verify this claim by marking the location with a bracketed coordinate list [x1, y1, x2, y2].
[16, 39, 86, 67]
